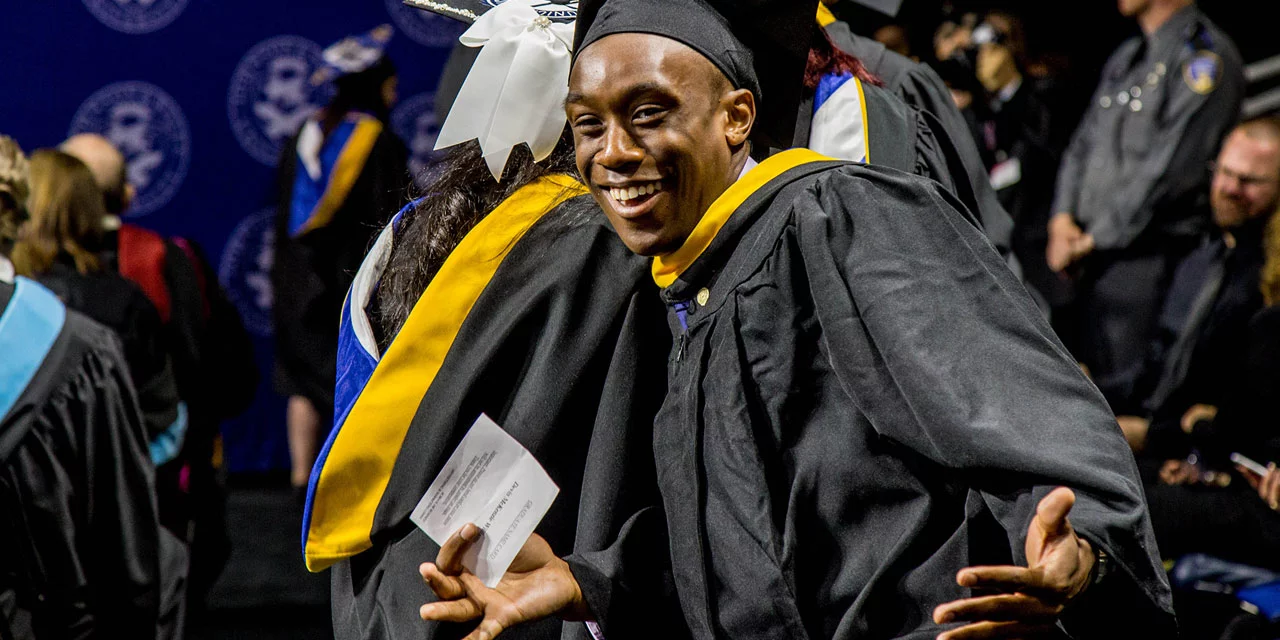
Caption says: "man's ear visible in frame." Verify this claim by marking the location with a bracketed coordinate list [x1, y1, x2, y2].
[723, 88, 755, 147]
[123, 183, 136, 211]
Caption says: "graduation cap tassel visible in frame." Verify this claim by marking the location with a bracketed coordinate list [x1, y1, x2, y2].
[433, 0, 575, 181]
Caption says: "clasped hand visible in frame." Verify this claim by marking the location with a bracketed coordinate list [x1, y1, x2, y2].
[1046, 214, 1095, 273]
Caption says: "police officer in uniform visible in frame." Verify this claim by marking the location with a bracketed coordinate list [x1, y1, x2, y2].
[1047, 0, 1244, 406]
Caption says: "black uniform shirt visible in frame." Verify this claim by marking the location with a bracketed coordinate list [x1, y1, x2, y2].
[1051, 6, 1244, 251]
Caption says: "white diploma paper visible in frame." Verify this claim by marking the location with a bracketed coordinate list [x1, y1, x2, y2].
[410, 414, 559, 588]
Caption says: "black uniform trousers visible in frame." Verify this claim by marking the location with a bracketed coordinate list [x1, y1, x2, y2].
[1056, 237, 1199, 408]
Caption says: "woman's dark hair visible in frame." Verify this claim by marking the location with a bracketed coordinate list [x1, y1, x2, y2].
[322, 56, 397, 129]
[374, 130, 579, 343]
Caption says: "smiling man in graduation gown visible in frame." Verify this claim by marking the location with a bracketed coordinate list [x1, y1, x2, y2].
[418, 0, 1175, 638]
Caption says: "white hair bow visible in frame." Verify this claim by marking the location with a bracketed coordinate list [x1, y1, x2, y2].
[434, 0, 575, 181]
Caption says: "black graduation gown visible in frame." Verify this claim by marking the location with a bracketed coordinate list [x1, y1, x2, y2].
[106, 228, 257, 421]
[327, 195, 681, 640]
[168, 239, 258, 423]
[105, 228, 257, 544]
[1, 280, 162, 639]
[35, 261, 181, 444]
[798, 77, 984, 236]
[576, 154, 1174, 639]
[824, 22, 1015, 263]
[272, 125, 409, 415]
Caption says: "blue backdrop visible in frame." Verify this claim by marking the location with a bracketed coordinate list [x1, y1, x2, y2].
[0, 0, 461, 472]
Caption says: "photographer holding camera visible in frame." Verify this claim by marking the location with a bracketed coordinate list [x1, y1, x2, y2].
[932, 11, 1068, 308]
[982, 13, 1070, 308]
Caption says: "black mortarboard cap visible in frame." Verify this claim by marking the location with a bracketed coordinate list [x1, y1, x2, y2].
[573, 0, 820, 151]
[710, 0, 821, 149]
[402, 0, 578, 24]
[573, 0, 760, 101]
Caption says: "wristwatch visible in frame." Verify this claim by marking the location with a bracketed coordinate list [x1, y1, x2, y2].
[1087, 545, 1111, 590]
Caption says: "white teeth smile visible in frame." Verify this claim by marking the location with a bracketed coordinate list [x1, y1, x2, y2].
[608, 181, 662, 205]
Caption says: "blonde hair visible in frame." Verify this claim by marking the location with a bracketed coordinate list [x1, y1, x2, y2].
[0, 134, 29, 245]
[1263, 211, 1280, 306]
[11, 149, 106, 276]
[1243, 116, 1280, 307]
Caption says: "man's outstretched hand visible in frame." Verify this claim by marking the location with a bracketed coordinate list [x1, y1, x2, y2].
[932, 487, 1097, 639]
[419, 524, 589, 640]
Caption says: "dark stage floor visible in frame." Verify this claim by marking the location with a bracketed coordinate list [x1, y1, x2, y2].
[188, 481, 332, 640]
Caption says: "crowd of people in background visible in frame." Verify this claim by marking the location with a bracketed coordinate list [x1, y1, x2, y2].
[1, 24, 401, 638]
[1, 130, 257, 637]
[3, 0, 1280, 638]
[867, 0, 1280, 633]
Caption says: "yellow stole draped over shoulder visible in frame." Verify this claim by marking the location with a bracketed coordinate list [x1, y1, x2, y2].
[651, 149, 833, 288]
[304, 174, 588, 571]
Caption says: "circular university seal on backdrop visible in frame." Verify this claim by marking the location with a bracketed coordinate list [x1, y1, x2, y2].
[386, 0, 467, 48]
[68, 81, 190, 217]
[228, 35, 328, 166]
[219, 208, 276, 337]
[391, 91, 445, 190]
[81, 0, 189, 34]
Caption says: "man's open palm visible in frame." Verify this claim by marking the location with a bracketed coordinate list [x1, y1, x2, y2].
[932, 487, 1096, 639]
[419, 524, 586, 640]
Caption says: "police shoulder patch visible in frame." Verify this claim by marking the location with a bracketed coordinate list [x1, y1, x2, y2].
[1183, 50, 1221, 95]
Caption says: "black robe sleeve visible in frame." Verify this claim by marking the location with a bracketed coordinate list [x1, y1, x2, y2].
[35, 267, 180, 444]
[161, 238, 206, 401]
[801, 167, 1174, 635]
[565, 506, 685, 640]
[125, 294, 182, 444]
[893, 64, 1016, 264]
